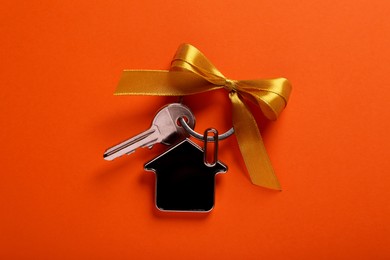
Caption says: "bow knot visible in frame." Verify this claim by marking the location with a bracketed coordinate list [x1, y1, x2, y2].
[115, 44, 291, 190]
[224, 79, 238, 93]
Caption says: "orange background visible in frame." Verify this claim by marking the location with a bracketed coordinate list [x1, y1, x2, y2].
[1, 0, 389, 259]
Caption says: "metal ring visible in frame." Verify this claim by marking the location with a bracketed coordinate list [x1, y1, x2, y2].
[179, 117, 235, 141]
[203, 128, 218, 167]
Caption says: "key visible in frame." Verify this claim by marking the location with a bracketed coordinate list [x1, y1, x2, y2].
[103, 103, 195, 161]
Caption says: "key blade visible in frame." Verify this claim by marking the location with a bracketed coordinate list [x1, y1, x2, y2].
[103, 127, 160, 161]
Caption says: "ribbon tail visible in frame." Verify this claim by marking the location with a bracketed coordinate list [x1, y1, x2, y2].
[230, 92, 281, 190]
[115, 70, 218, 96]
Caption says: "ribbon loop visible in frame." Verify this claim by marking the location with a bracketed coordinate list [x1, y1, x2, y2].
[115, 44, 292, 190]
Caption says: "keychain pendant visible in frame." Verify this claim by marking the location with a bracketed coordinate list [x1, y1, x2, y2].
[144, 138, 227, 212]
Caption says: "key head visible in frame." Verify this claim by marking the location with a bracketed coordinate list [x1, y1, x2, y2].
[152, 103, 195, 145]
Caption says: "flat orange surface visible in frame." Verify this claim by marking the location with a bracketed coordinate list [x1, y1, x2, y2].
[1, 0, 389, 259]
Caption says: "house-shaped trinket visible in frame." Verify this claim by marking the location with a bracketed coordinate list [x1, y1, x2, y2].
[144, 138, 227, 212]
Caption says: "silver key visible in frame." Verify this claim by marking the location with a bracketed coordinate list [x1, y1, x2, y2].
[103, 103, 195, 161]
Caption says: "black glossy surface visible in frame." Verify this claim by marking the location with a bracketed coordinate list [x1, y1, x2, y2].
[144, 139, 227, 212]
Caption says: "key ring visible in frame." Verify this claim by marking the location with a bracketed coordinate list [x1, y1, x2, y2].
[178, 117, 235, 142]
[177, 96, 235, 141]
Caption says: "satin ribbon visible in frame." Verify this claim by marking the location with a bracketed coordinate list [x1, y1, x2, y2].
[115, 44, 291, 190]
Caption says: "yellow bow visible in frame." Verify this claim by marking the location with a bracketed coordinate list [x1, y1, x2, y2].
[115, 44, 291, 190]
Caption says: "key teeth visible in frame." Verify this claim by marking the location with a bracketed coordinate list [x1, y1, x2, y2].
[141, 139, 158, 149]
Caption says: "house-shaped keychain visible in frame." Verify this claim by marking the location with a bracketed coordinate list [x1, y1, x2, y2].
[144, 138, 227, 212]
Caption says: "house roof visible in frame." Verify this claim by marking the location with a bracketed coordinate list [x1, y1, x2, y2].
[144, 138, 227, 174]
